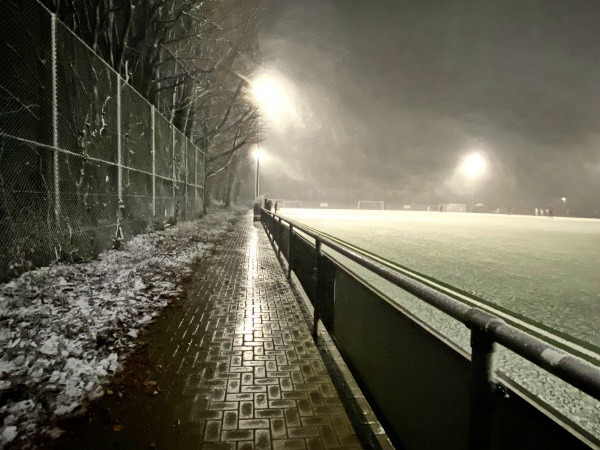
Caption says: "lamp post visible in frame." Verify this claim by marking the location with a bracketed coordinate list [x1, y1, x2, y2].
[561, 197, 567, 216]
[248, 72, 290, 199]
[254, 148, 261, 198]
[461, 152, 487, 212]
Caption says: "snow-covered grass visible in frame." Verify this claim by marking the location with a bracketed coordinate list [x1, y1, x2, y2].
[280, 208, 600, 441]
[282, 209, 600, 348]
[0, 206, 244, 449]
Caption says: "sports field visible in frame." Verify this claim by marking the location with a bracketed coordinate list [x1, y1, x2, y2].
[280, 208, 600, 439]
[282, 209, 599, 349]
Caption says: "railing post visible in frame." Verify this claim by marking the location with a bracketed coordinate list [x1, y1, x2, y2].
[468, 316, 499, 450]
[266, 211, 269, 236]
[277, 216, 282, 258]
[287, 224, 294, 280]
[264, 211, 268, 236]
[313, 239, 323, 339]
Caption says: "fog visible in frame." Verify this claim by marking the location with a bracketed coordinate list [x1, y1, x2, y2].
[253, 0, 600, 216]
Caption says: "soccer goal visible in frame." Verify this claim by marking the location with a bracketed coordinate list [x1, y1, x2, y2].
[446, 203, 467, 212]
[357, 200, 385, 210]
[282, 200, 302, 208]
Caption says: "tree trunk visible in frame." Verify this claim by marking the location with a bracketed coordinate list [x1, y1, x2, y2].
[223, 152, 239, 208]
[202, 180, 211, 215]
[233, 179, 241, 204]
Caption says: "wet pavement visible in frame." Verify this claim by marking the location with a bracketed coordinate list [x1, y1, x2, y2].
[55, 212, 391, 449]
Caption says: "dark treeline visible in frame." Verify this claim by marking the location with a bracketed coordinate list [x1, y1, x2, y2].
[44, 0, 263, 208]
[0, 0, 265, 280]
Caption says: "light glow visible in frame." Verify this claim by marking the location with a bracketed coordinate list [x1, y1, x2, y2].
[461, 152, 487, 181]
[252, 75, 285, 114]
[250, 72, 301, 129]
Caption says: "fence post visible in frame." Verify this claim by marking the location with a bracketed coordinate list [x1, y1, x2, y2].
[202, 147, 206, 214]
[468, 315, 499, 450]
[313, 239, 323, 339]
[116, 73, 123, 230]
[194, 136, 198, 216]
[51, 13, 60, 221]
[287, 224, 294, 280]
[184, 139, 188, 220]
[151, 106, 156, 218]
[172, 126, 176, 212]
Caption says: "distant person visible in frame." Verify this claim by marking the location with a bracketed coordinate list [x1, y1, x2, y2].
[507, 206, 512, 215]
[274, 201, 279, 213]
[548, 207, 554, 218]
[439, 204, 443, 212]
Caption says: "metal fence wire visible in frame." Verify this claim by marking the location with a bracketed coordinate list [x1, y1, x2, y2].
[0, 1, 205, 282]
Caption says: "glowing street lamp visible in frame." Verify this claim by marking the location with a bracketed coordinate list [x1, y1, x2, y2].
[461, 152, 487, 211]
[249, 75, 278, 199]
[246, 72, 295, 198]
[251, 74, 290, 118]
[462, 152, 487, 180]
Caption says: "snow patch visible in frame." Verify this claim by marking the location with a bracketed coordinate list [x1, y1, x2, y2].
[0, 207, 242, 446]
[1, 426, 18, 444]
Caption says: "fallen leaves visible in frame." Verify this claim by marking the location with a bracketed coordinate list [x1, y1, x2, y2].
[142, 381, 160, 396]
[0, 207, 244, 447]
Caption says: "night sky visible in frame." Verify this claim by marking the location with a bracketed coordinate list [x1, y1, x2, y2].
[256, 0, 600, 214]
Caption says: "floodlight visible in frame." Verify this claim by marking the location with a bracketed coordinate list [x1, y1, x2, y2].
[462, 152, 487, 181]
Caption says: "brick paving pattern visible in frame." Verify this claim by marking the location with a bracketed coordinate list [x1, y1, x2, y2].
[174, 216, 362, 449]
[58, 213, 367, 449]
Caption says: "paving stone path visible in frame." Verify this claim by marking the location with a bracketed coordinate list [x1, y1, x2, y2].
[56, 213, 370, 449]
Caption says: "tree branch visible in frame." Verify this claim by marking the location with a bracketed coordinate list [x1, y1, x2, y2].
[208, 138, 246, 163]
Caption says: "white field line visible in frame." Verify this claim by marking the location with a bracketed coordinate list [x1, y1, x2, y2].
[303, 225, 600, 364]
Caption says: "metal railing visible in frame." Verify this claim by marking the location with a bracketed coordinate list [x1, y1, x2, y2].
[261, 209, 600, 449]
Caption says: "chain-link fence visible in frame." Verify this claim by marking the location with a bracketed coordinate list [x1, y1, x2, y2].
[0, 1, 205, 282]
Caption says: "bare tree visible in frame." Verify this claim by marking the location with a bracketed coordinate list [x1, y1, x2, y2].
[43, 0, 264, 213]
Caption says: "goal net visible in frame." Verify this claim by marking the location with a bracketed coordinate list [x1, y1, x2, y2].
[357, 200, 385, 210]
[282, 200, 302, 208]
[446, 203, 467, 212]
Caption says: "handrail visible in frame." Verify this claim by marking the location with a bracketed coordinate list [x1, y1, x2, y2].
[261, 208, 600, 448]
